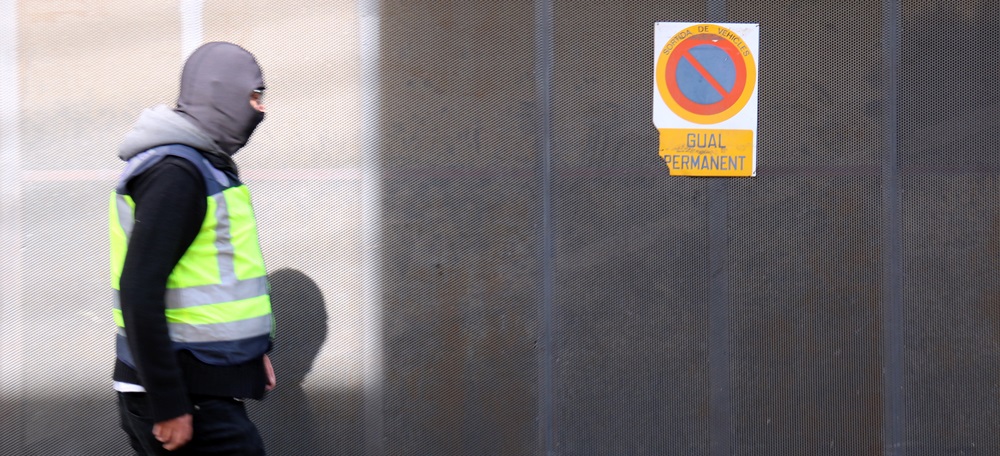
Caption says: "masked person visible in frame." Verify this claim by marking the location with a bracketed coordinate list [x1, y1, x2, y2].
[111, 42, 275, 455]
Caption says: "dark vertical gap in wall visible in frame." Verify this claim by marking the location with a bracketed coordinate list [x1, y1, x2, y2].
[534, 0, 556, 454]
[882, 0, 904, 454]
[705, 2, 732, 456]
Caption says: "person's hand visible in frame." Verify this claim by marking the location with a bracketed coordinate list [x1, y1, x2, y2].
[264, 354, 276, 391]
[153, 413, 193, 451]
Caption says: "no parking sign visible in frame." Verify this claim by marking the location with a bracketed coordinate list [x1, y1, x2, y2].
[654, 23, 759, 177]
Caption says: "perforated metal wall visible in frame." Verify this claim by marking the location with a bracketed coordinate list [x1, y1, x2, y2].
[900, 1, 1000, 453]
[1, 1, 998, 455]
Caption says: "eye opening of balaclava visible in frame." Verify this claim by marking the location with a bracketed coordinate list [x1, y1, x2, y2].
[175, 42, 266, 157]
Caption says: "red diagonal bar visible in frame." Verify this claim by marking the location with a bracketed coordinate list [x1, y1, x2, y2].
[680, 49, 730, 98]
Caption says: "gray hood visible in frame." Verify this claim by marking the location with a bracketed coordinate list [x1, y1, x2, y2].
[118, 104, 226, 161]
[175, 42, 265, 157]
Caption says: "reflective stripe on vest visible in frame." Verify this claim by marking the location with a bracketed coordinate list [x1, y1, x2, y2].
[110, 145, 273, 366]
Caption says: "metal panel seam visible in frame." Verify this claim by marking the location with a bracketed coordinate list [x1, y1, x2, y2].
[0, 0, 24, 452]
[535, 0, 555, 454]
[881, 0, 905, 454]
[359, 0, 385, 454]
[180, 0, 203, 59]
[705, 4, 732, 456]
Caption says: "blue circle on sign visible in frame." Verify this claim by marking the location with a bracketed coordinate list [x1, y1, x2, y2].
[676, 44, 737, 105]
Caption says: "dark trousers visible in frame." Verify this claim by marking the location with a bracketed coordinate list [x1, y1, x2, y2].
[118, 392, 266, 456]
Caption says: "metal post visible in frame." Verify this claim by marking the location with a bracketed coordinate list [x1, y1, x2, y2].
[359, 1, 385, 454]
[705, 2, 732, 456]
[535, 0, 556, 454]
[881, 0, 905, 453]
[0, 0, 24, 452]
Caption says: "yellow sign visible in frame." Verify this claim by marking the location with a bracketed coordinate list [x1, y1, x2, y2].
[659, 129, 753, 177]
[654, 23, 759, 177]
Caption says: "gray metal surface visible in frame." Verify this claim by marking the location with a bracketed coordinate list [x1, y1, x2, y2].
[548, 1, 712, 454]
[0, 1, 998, 455]
[901, 2, 1000, 454]
[378, 2, 541, 454]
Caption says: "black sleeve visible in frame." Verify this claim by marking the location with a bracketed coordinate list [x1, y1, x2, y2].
[118, 156, 206, 422]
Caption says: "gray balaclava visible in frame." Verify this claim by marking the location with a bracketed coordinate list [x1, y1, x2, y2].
[175, 42, 265, 159]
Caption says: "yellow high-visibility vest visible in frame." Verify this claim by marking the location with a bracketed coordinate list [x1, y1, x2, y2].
[110, 145, 273, 366]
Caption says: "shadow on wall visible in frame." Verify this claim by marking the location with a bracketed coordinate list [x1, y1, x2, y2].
[249, 268, 329, 455]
